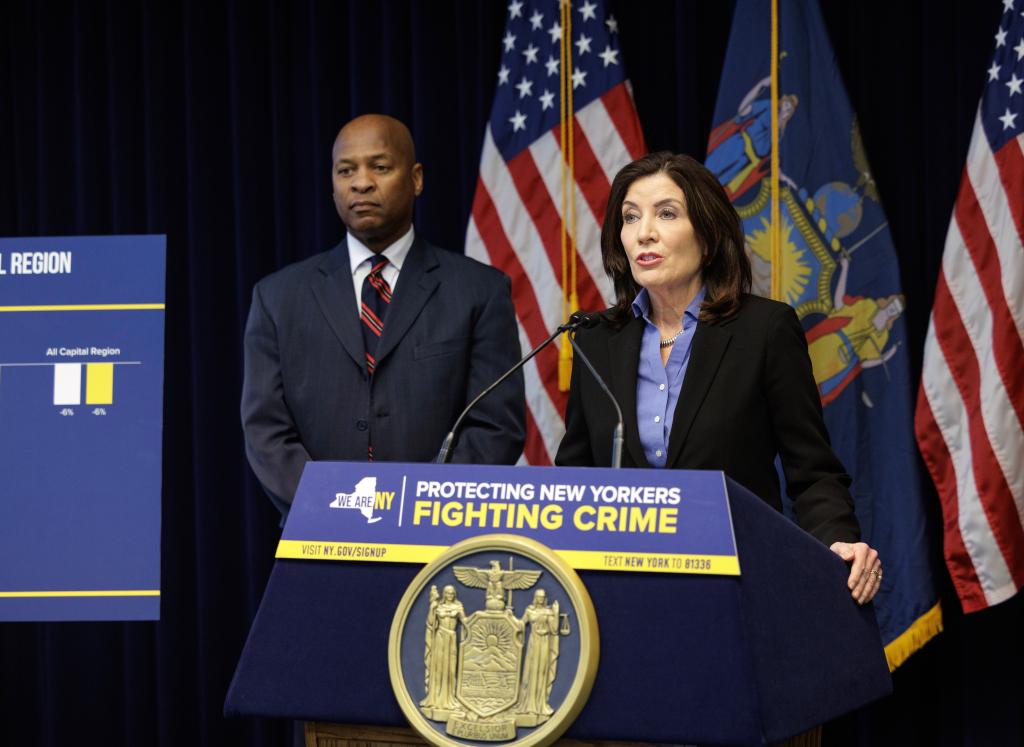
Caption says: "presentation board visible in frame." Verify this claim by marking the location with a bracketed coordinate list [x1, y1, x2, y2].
[0, 235, 165, 621]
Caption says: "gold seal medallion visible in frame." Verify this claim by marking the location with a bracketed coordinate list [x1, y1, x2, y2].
[388, 534, 599, 747]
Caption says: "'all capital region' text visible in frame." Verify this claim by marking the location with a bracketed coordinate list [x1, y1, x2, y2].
[46, 347, 122, 358]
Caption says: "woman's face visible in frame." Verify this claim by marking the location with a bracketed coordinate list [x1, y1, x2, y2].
[620, 173, 704, 299]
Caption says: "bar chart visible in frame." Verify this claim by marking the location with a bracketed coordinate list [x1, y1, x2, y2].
[0, 360, 138, 407]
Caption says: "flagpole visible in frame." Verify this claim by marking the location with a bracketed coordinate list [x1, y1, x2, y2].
[559, 0, 576, 392]
[769, 0, 781, 301]
[559, 0, 569, 327]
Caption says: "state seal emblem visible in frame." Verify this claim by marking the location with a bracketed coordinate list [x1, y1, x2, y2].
[388, 534, 599, 747]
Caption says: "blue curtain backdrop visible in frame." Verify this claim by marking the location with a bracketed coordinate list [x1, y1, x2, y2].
[0, 1, 1020, 746]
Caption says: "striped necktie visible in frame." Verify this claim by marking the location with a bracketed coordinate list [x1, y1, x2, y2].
[360, 256, 392, 377]
[360, 256, 391, 462]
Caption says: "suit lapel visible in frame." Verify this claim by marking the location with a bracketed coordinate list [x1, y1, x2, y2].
[607, 317, 650, 468]
[311, 242, 365, 370]
[373, 237, 440, 365]
[666, 321, 732, 467]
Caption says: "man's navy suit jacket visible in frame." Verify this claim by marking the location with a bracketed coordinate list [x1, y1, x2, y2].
[242, 236, 526, 516]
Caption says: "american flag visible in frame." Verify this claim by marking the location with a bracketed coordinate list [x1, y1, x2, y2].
[465, 0, 645, 464]
[915, 2, 1024, 613]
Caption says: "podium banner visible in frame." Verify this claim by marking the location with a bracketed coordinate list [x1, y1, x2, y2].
[277, 462, 739, 575]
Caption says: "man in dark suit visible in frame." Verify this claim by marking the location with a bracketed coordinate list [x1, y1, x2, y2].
[242, 114, 525, 517]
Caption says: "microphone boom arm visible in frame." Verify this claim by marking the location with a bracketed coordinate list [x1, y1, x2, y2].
[435, 312, 623, 468]
[565, 333, 625, 469]
[435, 318, 579, 464]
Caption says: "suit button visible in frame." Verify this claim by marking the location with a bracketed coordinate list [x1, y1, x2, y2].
[356, 419, 368, 431]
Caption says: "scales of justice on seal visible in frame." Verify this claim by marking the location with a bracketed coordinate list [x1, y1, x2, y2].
[389, 535, 600, 747]
[420, 560, 569, 733]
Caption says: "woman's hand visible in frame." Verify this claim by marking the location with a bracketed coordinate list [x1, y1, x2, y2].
[829, 541, 882, 605]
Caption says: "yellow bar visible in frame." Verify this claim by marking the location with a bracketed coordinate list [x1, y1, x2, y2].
[86, 363, 114, 404]
[0, 303, 165, 312]
[276, 540, 447, 563]
[0, 590, 160, 598]
[557, 550, 740, 575]
[275, 540, 740, 576]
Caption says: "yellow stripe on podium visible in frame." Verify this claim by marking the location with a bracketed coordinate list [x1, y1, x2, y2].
[276, 540, 447, 563]
[276, 540, 740, 576]
[556, 550, 740, 575]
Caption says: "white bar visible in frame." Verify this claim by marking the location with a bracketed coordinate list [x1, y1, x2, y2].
[53, 363, 81, 405]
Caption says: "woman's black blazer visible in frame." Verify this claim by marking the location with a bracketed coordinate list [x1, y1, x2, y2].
[555, 293, 860, 546]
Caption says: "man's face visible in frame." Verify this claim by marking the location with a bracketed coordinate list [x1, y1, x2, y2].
[331, 121, 423, 252]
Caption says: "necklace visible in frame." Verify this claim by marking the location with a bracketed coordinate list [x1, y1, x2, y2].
[660, 332, 681, 348]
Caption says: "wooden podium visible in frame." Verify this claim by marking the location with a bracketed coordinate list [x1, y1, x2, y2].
[302, 723, 672, 747]
[303, 720, 822, 746]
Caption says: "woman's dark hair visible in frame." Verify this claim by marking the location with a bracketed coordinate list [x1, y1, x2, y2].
[600, 151, 751, 324]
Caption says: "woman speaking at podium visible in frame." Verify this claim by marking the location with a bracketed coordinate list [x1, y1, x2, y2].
[555, 152, 881, 606]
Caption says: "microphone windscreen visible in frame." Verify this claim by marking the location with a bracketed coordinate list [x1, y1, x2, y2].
[569, 311, 601, 329]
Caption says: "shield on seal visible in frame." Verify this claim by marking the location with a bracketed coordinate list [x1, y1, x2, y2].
[456, 609, 523, 717]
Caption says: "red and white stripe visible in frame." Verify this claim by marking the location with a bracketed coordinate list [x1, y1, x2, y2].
[466, 82, 645, 464]
[915, 109, 1024, 612]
